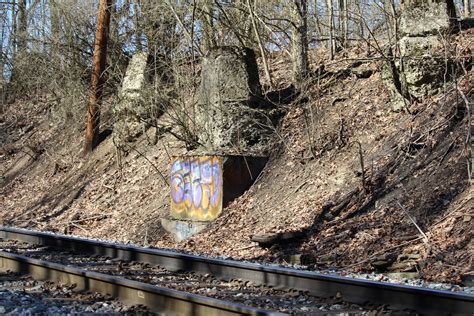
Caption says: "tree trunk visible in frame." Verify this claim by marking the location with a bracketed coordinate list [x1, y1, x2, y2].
[201, 0, 215, 52]
[166, 0, 203, 56]
[84, 0, 113, 154]
[9, 0, 17, 81]
[133, 0, 143, 51]
[465, 0, 471, 17]
[383, 0, 393, 43]
[0, 13, 5, 86]
[247, 0, 272, 89]
[355, 0, 364, 40]
[342, 0, 348, 47]
[18, 0, 27, 52]
[237, 0, 254, 47]
[313, 0, 323, 40]
[336, 0, 348, 48]
[50, 0, 61, 55]
[326, 0, 334, 60]
[10, 0, 16, 55]
[446, 0, 457, 18]
[292, 0, 309, 88]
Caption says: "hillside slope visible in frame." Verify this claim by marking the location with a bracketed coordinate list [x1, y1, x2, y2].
[1, 29, 472, 284]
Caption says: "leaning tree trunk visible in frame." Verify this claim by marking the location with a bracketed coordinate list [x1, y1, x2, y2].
[292, 0, 309, 88]
[84, 0, 112, 154]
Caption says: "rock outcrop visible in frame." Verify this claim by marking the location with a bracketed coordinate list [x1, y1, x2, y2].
[383, 1, 454, 111]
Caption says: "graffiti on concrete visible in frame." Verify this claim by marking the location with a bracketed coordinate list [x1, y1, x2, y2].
[170, 156, 223, 221]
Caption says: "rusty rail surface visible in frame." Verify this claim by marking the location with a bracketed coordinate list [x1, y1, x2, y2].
[0, 251, 281, 315]
[1, 226, 473, 315]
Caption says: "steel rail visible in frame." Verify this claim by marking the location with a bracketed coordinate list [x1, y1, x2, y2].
[0, 251, 281, 315]
[1, 226, 473, 315]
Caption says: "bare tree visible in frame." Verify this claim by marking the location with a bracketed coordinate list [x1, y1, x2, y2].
[17, 0, 26, 52]
[326, 0, 335, 60]
[132, 0, 143, 50]
[201, 0, 215, 51]
[292, 0, 309, 88]
[247, 0, 272, 89]
[50, 0, 60, 55]
[10, 0, 16, 59]
[84, 0, 113, 154]
[0, 7, 5, 86]
[338, 0, 348, 48]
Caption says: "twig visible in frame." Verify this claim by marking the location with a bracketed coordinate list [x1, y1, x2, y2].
[341, 236, 423, 268]
[430, 197, 472, 227]
[357, 141, 367, 193]
[236, 244, 258, 251]
[67, 214, 111, 224]
[293, 181, 308, 194]
[397, 201, 429, 244]
[437, 140, 455, 167]
[124, 143, 169, 186]
[70, 223, 88, 233]
[338, 110, 344, 146]
[164, 0, 203, 56]
[162, 142, 172, 161]
[456, 87, 472, 183]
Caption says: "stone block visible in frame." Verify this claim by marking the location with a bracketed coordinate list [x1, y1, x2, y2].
[160, 218, 208, 242]
[382, 35, 449, 106]
[400, 2, 450, 37]
[113, 53, 162, 145]
[402, 56, 446, 99]
[199, 47, 261, 106]
[381, 62, 408, 112]
[399, 36, 444, 57]
[120, 52, 150, 99]
[170, 155, 267, 221]
[385, 272, 420, 280]
[195, 47, 273, 155]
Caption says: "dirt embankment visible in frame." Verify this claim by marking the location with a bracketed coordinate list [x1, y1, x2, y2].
[1, 30, 472, 284]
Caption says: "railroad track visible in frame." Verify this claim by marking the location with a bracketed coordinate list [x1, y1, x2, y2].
[0, 249, 278, 315]
[0, 226, 472, 315]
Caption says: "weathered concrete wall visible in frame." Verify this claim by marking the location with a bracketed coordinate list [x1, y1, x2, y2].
[195, 47, 273, 155]
[170, 156, 223, 221]
[169, 155, 267, 222]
